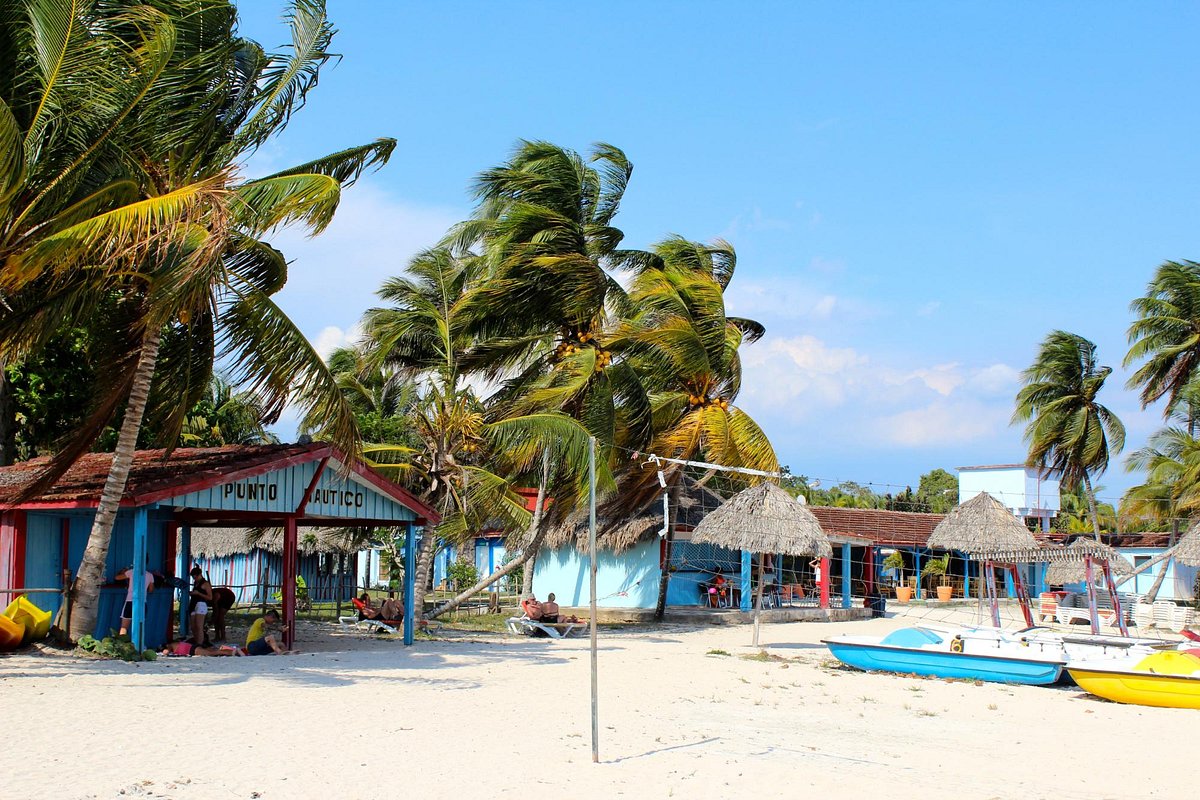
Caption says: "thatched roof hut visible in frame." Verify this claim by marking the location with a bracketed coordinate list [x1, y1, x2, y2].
[185, 527, 361, 558]
[690, 482, 832, 557]
[544, 479, 724, 553]
[1045, 538, 1133, 584]
[927, 491, 1039, 559]
[1173, 521, 1200, 567]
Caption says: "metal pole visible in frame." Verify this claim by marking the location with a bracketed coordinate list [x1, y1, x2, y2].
[588, 436, 599, 764]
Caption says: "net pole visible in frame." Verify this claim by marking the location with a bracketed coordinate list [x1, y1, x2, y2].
[588, 436, 599, 764]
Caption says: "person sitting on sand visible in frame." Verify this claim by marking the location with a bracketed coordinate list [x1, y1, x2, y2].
[520, 595, 543, 620]
[211, 586, 236, 642]
[245, 609, 288, 655]
[541, 593, 560, 623]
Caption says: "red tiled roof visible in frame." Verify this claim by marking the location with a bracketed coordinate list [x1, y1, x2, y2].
[809, 505, 946, 547]
[0, 443, 440, 521]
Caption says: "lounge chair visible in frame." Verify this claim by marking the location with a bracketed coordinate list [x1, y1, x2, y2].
[339, 598, 403, 635]
[505, 616, 586, 639]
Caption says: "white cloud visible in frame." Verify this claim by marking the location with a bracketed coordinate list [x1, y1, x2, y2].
[876, 400, 1010, 447]
[812, 294, 837, 319]
[905, 363, 963, 397]
[739, 332, 1021, 450]
[312, 323, 363, 358]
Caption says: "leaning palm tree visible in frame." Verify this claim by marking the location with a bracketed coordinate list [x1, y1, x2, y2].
[1013, 331, 1125, 539]
[613, 237, 778, 618]
[3, 0, 397, 642]
[1126, 260, 1200, 415]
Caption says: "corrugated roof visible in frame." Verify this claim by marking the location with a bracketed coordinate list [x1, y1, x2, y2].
[0, 443, 440, 522]
[808, 506, 946, 547]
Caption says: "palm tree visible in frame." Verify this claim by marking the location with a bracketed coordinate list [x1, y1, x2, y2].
[1126, 260, 1200, 414]
[613, 237, 778, 618]
[340, 247, 606, 620]
[178, 375, 280, 447]
[3, 0, 396, 641]
[1013, 331, 1125, 539]
[451, 140, 652, 455]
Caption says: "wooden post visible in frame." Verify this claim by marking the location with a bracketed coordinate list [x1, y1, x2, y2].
[403, 522, 415, 646]
[985, 562, 1000, 627]
[818, 557, 830, 609]
[282, 516, 297, 649]
[841, 542, 852, 609]
[1009, 563, 1034, 628]
[335, 552, 345, 619]
[1084, 555, 1100, 634]
[588, 436, 599, 764]
[179, 525, 191, 640]
[130, 507, 149, 651]
[752, 553, 765, 647]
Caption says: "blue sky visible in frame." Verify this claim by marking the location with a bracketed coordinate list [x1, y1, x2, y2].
[236, 2, 1200, 506]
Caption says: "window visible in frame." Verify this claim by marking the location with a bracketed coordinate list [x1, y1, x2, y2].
[1134, 556, 1151, 571]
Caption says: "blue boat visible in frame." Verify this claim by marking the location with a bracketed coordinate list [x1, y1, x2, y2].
[822, 627, 1065, 686]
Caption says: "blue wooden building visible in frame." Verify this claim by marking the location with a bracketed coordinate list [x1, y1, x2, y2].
[0, 443, 438, 649]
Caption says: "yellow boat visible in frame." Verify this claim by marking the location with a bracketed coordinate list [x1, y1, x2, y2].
[1068, 651, 1200, 710]
[2, 596, 52, 644]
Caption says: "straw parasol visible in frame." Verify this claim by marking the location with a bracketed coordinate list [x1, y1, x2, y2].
[690, 482, 832, 558]
[690, 482, 831, 646]
[1045, 539, 1133, 584]
[927, 491, 1039, 559]
[1174, 521, 1200, 567]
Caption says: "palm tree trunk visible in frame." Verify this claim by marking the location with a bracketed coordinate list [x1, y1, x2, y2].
[68, 327, 161, 642]
[521, 450, 551, 599]
[0, 372, 14, 466]
[410, 529, 438, 621]
[1082, 473, 1103, 540]
[653, 475, 682, 622]
[428, 517, 552, 619]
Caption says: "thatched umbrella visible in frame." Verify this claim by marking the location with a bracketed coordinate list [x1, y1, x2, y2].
[1045, 539, 1133, 585]
[1174, 522, 1200, 567]
[927, 492, 1041, 627]
[691, 482, 831, 645]
[927, 491, 1039, 557]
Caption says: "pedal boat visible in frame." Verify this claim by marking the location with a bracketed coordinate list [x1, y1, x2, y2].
[1066, 650, 1200, 709]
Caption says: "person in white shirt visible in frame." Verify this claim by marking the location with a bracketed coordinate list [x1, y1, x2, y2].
[118, 566, 154, 636]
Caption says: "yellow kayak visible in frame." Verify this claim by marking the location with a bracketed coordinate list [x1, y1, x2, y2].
[1068, 651, 1200, 710]
[2, 597, 52, 644]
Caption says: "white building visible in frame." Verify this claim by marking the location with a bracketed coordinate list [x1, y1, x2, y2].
[957, 464, 1060, 531]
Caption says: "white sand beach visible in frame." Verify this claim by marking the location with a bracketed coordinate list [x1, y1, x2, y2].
[2, 608, 1192, 800]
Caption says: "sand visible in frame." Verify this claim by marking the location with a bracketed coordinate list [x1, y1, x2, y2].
[1, 606, 1192, 800]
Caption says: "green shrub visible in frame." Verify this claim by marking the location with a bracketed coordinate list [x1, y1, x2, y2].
[77, 634, 155, 662]
[447, 561, 479, 591]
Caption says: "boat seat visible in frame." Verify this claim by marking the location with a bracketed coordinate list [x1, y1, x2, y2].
[881, 627, 943, 647]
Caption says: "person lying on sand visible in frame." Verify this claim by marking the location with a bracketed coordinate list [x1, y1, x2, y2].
[245, 609, 292, 655]
[161, 641, 244, 657]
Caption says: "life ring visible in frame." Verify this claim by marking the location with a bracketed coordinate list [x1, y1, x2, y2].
[950, 637, 964, 653]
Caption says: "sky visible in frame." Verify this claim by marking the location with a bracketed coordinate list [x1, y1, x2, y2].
[234, 2, 1200, 507]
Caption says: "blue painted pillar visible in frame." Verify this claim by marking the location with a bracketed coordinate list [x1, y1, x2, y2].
[1004, 568, 1015, 598]
[914, 549, 923, 600]
[740, 550, 752, 611]
[403, 522, 416, 645]
[178, 525, 191, 639]
[962, 553, 970, 599]
[841, 542, 852, 609]
[130, 506, 149, 652]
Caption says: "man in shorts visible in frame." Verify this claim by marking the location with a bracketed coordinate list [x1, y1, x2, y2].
[118, 566, 155, 636]
[245, 609, 288, 655]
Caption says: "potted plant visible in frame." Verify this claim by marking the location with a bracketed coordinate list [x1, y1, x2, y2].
[883, 551, 912, 602]
[922, 554, 953, 601]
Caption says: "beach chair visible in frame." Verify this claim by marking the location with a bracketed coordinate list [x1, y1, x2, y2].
[339, 598, 403, 635]
[1153, 601, 1177, 629]
[505, 616, 585, 639]
[1038, 593, 1059, 623]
